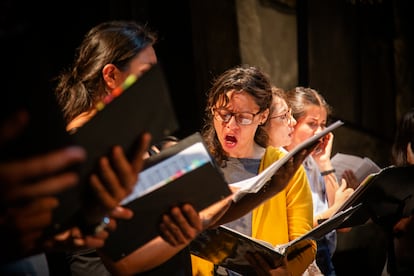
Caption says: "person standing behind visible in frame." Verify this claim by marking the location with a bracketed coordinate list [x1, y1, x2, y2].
[261, 86, 319, 275]
[391, 108, 414, 166]
[54, 20, 207, 276]
[284, 87, 354, 276]
[191, 66, 319, 276]
[1, 19, 152, 274]
[386, 108, 414, 275]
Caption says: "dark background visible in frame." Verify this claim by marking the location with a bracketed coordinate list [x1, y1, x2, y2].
[2, 0, 413, 275]
[3, 0, 412, 153]
[3, 0, 413, 168]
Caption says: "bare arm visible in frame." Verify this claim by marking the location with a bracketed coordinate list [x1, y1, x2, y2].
[313, 179, 354, 227]
[213, 142, 318, 227]
[312, 132, 339, 206]
[99, 204, 204, 275]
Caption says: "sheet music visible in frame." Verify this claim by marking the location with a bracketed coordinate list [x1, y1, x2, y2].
[230, 120, 344, 202]
[331, 153, 381, 184]
[121, 142, 211, 205]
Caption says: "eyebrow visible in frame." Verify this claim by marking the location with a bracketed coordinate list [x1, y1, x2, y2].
[306, 118, 326, 124]
[271, 106, 288, 116]
[218, 107, 258, 114]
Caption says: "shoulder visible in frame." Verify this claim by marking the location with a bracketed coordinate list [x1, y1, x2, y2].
[262, 146, 284, 163]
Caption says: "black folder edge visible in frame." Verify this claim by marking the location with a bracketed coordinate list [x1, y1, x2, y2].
[44, 64, 180, 236]
[100, 132, 232, 261]
[189, 203, 361, 275]
[190, 225, 285, 275]
[232, 120, 344, 202]
[285, 203, 362, 245]
[142, 132, 210, 169]
[334, 165, 414, 228]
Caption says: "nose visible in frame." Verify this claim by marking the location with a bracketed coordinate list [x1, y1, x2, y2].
[289, 115, 297, 127]
[226, 115, 239, 128]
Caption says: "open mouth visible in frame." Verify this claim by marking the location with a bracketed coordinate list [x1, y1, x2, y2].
[225, 135, 237, 145]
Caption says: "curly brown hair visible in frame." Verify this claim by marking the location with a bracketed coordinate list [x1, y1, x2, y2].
[201, 65, 272, 166]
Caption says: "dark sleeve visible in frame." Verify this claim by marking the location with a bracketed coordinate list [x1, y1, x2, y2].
[66, 249, 111, 276]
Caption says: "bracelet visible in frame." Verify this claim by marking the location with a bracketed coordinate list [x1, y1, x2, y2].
[93, 216, 110, 235]
[78, 215, 110, 235]
[320, 169, 336, 176]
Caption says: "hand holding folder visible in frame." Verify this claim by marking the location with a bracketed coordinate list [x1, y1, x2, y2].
[100, 132, 232, 261]
[231, 120, 344, 201]
[334, 165, 414, 228]
[189, 204, 360, 275]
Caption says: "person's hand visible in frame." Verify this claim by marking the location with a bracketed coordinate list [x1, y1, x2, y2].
[0, 146, 86, 204]
[332, 179, 354, 211]
[109, 205, 134, 221]
[0, 146, 86, 260]
[43, 200, 135, 253]
[0, 109, 88, 260]
[318, 179, 354, 232]
[270, 140, 320, 194]
[158, 203, 203, 247]
[342, 169, 359, 189]
[42, 221, 114, 252]
[214, 141, 320, 226]
[82, 133, 151, 229]
[90, 133, 151, 210]
[312, 132, 334, 171]
[0, 110, 85, 203]
[245, 251, 291, 276]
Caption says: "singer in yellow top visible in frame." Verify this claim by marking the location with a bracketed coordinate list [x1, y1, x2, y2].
[191, 67, 316, 276]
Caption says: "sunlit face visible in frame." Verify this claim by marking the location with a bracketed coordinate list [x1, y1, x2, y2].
[407, 142, 414, 165]
[68, 46, 157, 131]
[265, 96, 296, 148]
[287, 105, 327, 150]
[213, 90, 268, 158]
[116, 45, 157, 86]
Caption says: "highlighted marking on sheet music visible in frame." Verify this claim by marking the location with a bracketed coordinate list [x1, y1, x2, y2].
[121, 142, 211, 205]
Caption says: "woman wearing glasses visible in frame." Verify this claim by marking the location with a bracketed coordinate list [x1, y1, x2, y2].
[191, 65, 318, 276]
[284, 87, 354, 276]
[262, 87, 321, 275]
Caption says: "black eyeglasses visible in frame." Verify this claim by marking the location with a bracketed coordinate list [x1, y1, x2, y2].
[212, 108, 260, 126]
[269, 108, 292, 125]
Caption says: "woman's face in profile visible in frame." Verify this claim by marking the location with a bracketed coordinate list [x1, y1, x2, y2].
[117, 45, 158, 86]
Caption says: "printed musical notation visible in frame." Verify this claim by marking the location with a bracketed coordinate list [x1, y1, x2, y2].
[121, 142, 211, 205]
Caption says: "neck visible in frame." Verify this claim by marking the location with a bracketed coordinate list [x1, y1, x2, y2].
[243, 143, 265, 159]
[66, 110, 97, 132]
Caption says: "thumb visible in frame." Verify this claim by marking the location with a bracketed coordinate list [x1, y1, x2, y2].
[131, 132, 152, 173]
[340, 178, 347, 190]
[110, 206, 134, 220]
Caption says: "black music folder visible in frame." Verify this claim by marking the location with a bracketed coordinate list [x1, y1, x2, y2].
[101, 132, 232, 261]
[54, 64, 180, 235]
[3, 38, 179, 236]
[189, 204, 360, 275]
[334, 165, 414, 228]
